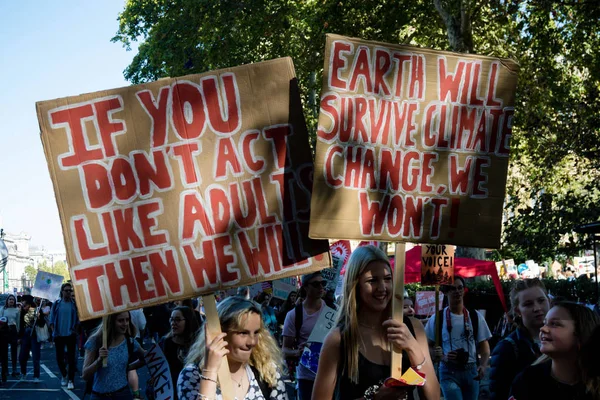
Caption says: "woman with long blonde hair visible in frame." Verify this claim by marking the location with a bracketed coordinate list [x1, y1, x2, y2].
[177, 296, 288, 400]
[312, 245, 439, 400]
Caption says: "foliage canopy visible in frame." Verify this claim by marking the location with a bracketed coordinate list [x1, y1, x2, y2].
[113, 0, 600, 263]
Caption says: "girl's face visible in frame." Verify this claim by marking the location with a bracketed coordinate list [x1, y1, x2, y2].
[7, 296, 15, 307]
[226, 312, 262, 364]
[170, 310, 186, 336]
[289, 293, 297, 303]
[403, 299, 415, 317]
[516, 287, 549, 330]
[539, 306, 577, 356]
[115, 312, 130, 335]
[357, 261, 392, 312]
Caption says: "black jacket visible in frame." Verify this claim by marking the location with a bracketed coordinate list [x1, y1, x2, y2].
[488, 327, 540, 400]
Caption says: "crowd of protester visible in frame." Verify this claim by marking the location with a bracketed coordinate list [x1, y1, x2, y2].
[1, 245, 600, 399]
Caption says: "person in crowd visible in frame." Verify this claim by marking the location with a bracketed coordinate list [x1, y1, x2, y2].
[425, 276, 492, 400]
[128, 308, 147, 399]
[257, 293, 278, 338]
[509, 302, 600, 399]
[18, 295, 44, 382]
[312, 245, 439, 400]
[488, 278, 549, 400]
[173, 298, 204, 326]
[276, 291, 297, 326]
[0, 294, 20, 378]
[177, 296, 288, 400]
[158, 306, 200, 400]
[144, 304, 171, 343]
[82, 311, 145, 400]
[404, 292, 416, 318]
[581, 325, 600, 399]
[49, 282, 80, 390]
[324, 289, 338, 310]
[282, 272, 327, 400]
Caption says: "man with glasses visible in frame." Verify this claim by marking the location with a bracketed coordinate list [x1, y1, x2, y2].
[424, 276, 492, 400]
[49, 283, 79, 390]
[282, 272, 327, 400]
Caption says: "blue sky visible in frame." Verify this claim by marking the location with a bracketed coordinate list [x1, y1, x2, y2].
[0, 1, 137, 251]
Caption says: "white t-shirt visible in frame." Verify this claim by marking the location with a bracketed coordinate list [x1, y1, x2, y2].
[424, 307, 491, 364]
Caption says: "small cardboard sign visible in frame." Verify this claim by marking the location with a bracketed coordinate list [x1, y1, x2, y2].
[420, 244, 454, 285]
[37, 58, 331, 320]
[31, 271, 64, 301]
[143, 344, 173, 400]
[300, 305, 336, 374]
[310, 34, 519, 248]
[414, 291, 444, 316]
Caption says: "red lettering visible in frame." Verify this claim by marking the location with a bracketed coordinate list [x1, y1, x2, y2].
[359, 191, 390, 235]
[401, 151, 420, 192]
[449, 154, 473, 195]
[133, 150, 172, 196]
[354, 97, 369, 142]
[201, 74, 240, 135]
[263, 125, 292, 170]
[339, 97, 354, 143]
[106, 260, 139, 307]
[430, 198, 448, 238]
[330, 41, 351, 90]
[460, 63, 473, 104]
[374, 49, 392, 96]
[403, 196, 424, 238]
[317, 94, 340, 141]
[252, 178, 277, 225]
[94, 97, 125, 157]
[456, 106, 477, 150]
[113, 207, 144, 251]
[420, 153, 437, 193]
[208, 186, 231, 234]
[136, 87, 170, 147]
[345, 146, 363, 189]
[438, 58, 465, 103]
[100, 212, 120, 254]
[215, 137, 242, 179]
[148, 249, 181, 296]
[73, 266, 105, 312]
[236, 228, 273, 277]
[110, 157, 137, 201]
[130, 255, 157, 301]
[324, 145, 344, 188]
[486, 63, 502, 107]
[387, 195, 403, 236]
[213, 235, 238, 283]
[229, 181, 258, 229]
[349, 47, 373, 93]
[171, 142, 201, 185]
[392, 53, 411, 98]
[409, 55, 425, 99]
[181, 191, 214, 239]
[171, 82, 206, 140]
[379, 149, 400, 192]
[81, 163, 113, 209]
[472, 157, 490, 197]
[51, 104, 103, 168]
[73, 217, 108, 260]
[137, 201, 167, 247]
[468, 62, 484, 106]
[240, 131, 264, 172]
[182, 241, 218, 289]
[360, 147, 377, 190]
[368, 99, 391, 145]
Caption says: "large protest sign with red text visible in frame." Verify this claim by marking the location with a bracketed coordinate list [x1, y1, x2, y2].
[309, 35, 519, 248]
[37, 58, 331, 320]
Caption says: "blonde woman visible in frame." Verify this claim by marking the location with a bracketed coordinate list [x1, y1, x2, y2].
[177, 296, 288, 400]
[312, 245, 439, 400]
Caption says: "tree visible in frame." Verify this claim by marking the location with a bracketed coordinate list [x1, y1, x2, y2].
[24, 265, 37, 283]
[25, 260, 70, 285]
[113, 0, 600, 262]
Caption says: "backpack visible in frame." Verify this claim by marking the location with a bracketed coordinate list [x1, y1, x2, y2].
[436, 308, 480, 356]
[83, 336, 135, 398]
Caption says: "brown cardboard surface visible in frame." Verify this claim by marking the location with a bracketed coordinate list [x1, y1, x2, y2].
[310, 34, 519, 248]
[421, 244, 454, 285]
[37, 57, 331, 320]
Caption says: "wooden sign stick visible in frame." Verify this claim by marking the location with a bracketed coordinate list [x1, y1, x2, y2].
[391, 242, 406, 379]
[102, 316, 108, 367]
[202, 294, 234, 400]
[434, 285, 441, 347]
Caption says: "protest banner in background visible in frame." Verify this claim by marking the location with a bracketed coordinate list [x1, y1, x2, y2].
[414, 291, 444, 316]
[143, 344, 173, 400]
[323, 240, 351, 290]
[272, 277, 297, 300]
[300, 305, 336, 374]
[421, 244, 454, 285]
[31, 271, 64, 301]
[37, 58, 331, 320]
[310, 34, 519, 248]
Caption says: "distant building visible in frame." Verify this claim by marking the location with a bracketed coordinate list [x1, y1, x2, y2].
[1, 231, 33, 293]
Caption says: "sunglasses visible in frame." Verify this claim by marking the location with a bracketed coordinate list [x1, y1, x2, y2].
[308, 281, 327, 289]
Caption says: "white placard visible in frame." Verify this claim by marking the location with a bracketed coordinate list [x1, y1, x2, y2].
[31, 271, 64, 301]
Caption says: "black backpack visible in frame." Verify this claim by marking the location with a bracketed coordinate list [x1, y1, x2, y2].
[436, 308, 480, 349]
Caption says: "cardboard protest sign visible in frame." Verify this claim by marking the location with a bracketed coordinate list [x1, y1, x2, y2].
[310, 34, 519, 248]
[300, 305, 336, 374]
[421, 244, 454, 285]
[414, 291, 444, 316]
[37, 58, 331, 320]
[143, 344, 173, 400]
[31, 271, 64, 301]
